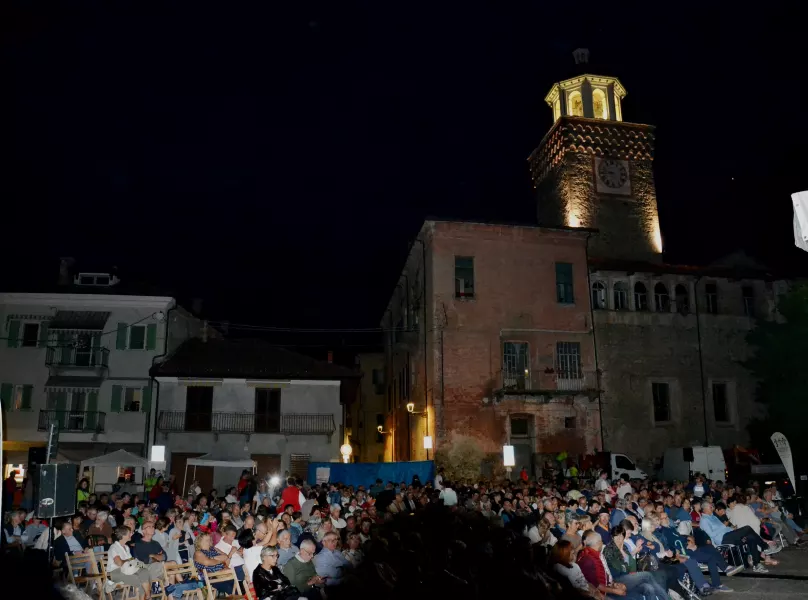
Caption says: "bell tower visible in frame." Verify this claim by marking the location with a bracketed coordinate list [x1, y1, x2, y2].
[529, 49, 662, 263]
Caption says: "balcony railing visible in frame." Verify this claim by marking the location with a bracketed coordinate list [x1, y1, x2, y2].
[498, 369, 599, 394]
[46, 346, 110, 369]
[38, 410, 106, 433]
[157, 411, 336, 435]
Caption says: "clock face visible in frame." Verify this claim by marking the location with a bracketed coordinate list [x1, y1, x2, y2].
[594, 157, 631, 195]
[597, 159, 629, 189]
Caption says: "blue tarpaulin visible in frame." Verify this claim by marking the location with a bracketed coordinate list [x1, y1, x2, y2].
[307, 461, 434, 489]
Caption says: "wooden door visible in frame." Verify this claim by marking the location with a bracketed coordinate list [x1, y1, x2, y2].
[171, 452, 213, 496]
[251, 454, 282, 481]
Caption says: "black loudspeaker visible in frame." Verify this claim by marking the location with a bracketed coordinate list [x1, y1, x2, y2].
[36, 463, 78, 518]
[683, 447, 695, 462]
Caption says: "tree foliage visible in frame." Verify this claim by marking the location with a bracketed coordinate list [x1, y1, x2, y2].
[434, 433, 485, 482]
[745, 283, 808, 460]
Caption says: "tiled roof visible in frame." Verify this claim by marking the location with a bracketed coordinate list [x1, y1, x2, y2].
[151, 338, 360, 380]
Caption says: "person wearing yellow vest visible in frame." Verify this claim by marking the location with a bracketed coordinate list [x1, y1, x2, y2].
[144, 468, 158, 493]
[76, 478, 90, 506]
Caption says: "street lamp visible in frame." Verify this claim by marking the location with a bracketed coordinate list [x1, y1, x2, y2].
[503, 445, 515, 479]
[339, 444, 352, 464]
[405, 403, 430, 460]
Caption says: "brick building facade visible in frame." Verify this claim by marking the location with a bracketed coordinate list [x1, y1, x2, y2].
[380, 50, 788, 471]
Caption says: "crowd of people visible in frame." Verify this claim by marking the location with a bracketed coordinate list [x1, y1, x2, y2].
[3, 465, 807, 600]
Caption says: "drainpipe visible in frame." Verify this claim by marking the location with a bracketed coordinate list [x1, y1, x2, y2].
[693, 277, 709, 446]
[150, 302, 178, 447]
[584, 234, 605, 452]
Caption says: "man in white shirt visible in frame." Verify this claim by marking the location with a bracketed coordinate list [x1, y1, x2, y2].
[726, 496, 762, 535]
[329, 504, 346, 529]
[615, 477, 633, 502]
[434, 468, 444, 491]
[215, 524, 246, 581]
[439, 481, 457, 507]
[594, 471, 610, 493]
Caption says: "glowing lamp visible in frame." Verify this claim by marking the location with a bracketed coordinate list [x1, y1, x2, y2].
[406, 402, 415, 413]
[503, 445, 515, 468]
[340, 443, 353, 464]
[377, 425, 384, 433]
[150, 445, 165, 462]
[423, 435, 433, 450]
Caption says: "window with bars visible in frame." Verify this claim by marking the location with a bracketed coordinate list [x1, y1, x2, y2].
[555, 262, 574, 304]
[675, 284, 690, 314]
[614, 282, 628, 310]
[502, 342, 530, 390]
[654, 283, 670, 312]
[652, 382, 671, 423]
[634, 282, 649, 311]
[454, 256, 475, 298]
[556, 342, 582, 379]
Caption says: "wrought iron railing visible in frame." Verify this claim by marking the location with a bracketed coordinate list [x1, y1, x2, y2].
[554, 369, 598, 391]
[46, 346, 110, 368]
[498, 368, 599, 393]
[157, 411, 336, 435]
[38, 410, 106, 433]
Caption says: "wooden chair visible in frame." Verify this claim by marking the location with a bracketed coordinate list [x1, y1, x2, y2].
[163, 562, 203, 600]
[93, 550, 139, 600]
[203, 568, 245, 600]
[66, 550, 105, 599]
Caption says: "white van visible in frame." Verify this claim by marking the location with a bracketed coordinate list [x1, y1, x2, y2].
[661, 446, 727, 482]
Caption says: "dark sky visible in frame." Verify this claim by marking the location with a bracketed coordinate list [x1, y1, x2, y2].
[4, 2, 808, 333]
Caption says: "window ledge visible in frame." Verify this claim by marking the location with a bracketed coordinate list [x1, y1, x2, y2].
[454, 296, 476, 302]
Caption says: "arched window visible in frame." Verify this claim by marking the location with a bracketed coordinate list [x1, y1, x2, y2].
[614, 282, 628, 310]
[634, 282, 648, 311]
[654, 283, 670, 312]
[675, 284, 690, 314]
[591, 281, 607, 310]
[592, 89, 608, 119]
[568, 91, 584, 117]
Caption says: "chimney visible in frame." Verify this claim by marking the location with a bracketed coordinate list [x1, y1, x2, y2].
[58, 257, 75, 286]
[572, 48, 590, 65]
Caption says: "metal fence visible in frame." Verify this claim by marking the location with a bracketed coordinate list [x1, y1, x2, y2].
[38, 410, 106, 433]
[157, 411, 336, 435]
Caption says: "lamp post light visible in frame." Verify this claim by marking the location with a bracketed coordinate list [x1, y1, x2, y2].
[406, 402, 430, 460]
[339, 443, 353, 464]
[503, 445, 515, 480]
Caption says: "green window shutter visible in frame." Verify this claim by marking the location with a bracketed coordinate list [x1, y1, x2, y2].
[54, 391, 67, 429]
[146, 324, 158, 351]
[38, 323, 50, 348]
[141, 385, 152, 413]
[111, 385, 123, 412]
[555, 262, 574, 304]
[0, 383, 13, 411]
[20, 385, 33, 410]
[116, 323, 128, 350]
[86, 391, 99, 430]
[7, 320, 20, 348]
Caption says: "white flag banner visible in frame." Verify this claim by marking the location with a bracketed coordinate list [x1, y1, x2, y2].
[771, 432, 796, 491]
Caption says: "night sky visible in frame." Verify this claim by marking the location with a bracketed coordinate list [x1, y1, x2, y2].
[4, 2, 808, 338]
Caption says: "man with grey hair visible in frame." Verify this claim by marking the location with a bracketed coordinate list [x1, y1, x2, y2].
[276, 529, 299, 567]
[283, 538, 325, 593]
[313, 531, 351, 586]
[700, 500, 772, 573]
[610, 498, 629, 528]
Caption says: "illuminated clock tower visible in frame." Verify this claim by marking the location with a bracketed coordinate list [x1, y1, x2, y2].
[529, 49, 662, 262]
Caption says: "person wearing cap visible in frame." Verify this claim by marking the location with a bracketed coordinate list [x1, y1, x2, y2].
[330, 505, 346, 529]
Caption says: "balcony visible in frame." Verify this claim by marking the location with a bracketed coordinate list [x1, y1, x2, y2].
[46, 346, 110, 369]
[157, 411, 336, 436]
[495, 368, 599, 399]
[38, 410, 106, 433]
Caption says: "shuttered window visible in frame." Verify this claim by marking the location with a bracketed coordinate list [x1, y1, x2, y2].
[289, 453, 310, 481]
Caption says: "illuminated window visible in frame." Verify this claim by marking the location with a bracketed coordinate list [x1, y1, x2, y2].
[654, 283, 670, 312]
[553, 97, 561, 121]
[634, 282, 649, 311]
[592, 89, 608, 119]
[591, 281, 607, 309]
[614, 94, 623, 121]
[503, 341, 530, 390]
[568, 91, 583, 117]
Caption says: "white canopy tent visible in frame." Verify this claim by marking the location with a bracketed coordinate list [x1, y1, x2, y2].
[79, 449, 150, 494]
[183, 452, 257, 495]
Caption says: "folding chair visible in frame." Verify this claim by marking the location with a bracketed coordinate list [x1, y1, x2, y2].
[203, 568, 246, 600]
[716, 544, 746, 569]
[67, 550, 105, 599]
[163, 562, 203, 600]
[94, 550, 139, 600]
